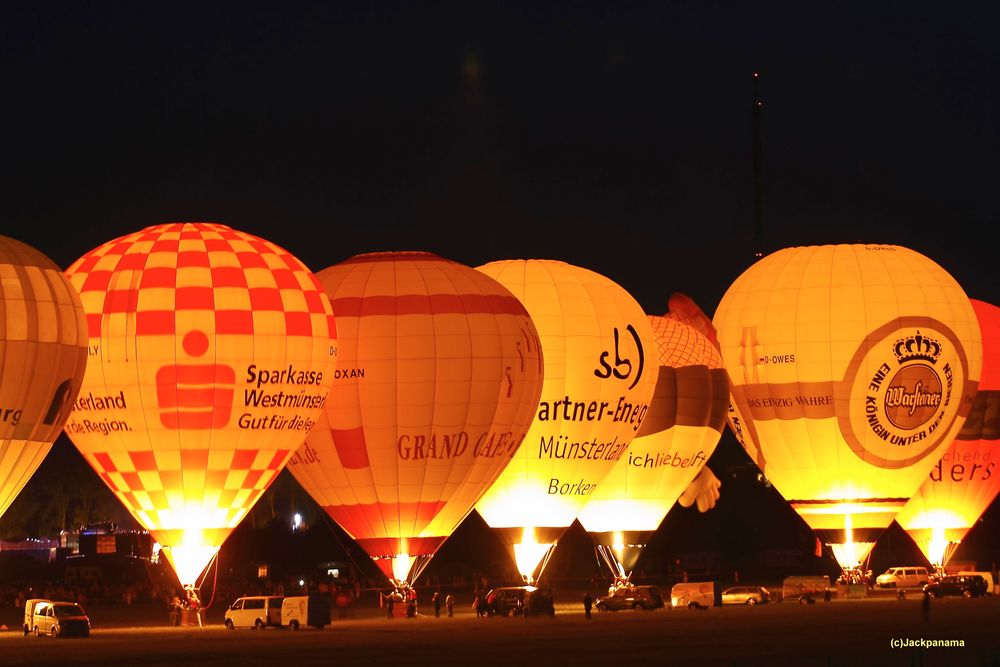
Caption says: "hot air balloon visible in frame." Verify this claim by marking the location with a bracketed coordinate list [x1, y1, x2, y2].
[895, 299, 1000, 571]
[0, 236, 88, 521]
[286, 252, 543, 588]
[63, 223, 337, 588]
[474, 260, 656, 584]
[576, 310, 729, 581]
[713, 244, 981, 579]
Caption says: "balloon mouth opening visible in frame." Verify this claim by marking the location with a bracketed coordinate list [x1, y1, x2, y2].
[513, 527, 556, 585]
[926, 527, 959, 570]
[392, 554, 414, 583]
[161, 533, 220, 588]
[899, 513, 965, 570]
[829, 541, 875, 571]
[591, 530, 650, 581]
[827, 515, 874, 577]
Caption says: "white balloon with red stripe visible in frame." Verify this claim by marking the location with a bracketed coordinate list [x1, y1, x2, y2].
[287, 251, 543, 585]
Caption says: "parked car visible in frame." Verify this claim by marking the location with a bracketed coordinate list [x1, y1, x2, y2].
[956, 571, 995, 595]
[30, 601, 91, 638]
[923, 575, 988, 599]
[596, 585, 664, 612]
[486, 586, 555, 617]
[875, 567, 930, 588]
[721, 585, 771, 605]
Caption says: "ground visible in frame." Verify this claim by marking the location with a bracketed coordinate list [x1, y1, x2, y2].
[1, 589, 997, 667]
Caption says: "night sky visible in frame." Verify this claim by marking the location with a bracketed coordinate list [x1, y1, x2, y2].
[2, 2, 998, 574]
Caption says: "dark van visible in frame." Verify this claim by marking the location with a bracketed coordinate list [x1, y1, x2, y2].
[486, 586, 555, 617]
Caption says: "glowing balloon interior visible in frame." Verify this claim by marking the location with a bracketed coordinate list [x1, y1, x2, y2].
[0, 236, 88, 520]
[473, 259, 656, 583]
[896, 299, 1000, 569]
[713, 244, 982, 575]
[287, 252, 544, 586]
[577, 312, 729, 576]
[63, 223, 337, 586]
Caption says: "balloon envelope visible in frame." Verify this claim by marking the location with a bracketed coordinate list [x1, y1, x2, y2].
[0, 236, 88, 520]
[713, 244, 981, 570]
[895, 299, 1000, 567]
[287, 252, 544, 584]
[63, 223, 337, 585]
[577, 312, 728, 573]
[473, 259, 656, 581]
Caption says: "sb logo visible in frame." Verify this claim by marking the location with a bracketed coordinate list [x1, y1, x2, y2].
[594, 324, 645, 390]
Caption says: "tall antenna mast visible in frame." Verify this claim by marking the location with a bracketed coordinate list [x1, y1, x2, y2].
[752, 72, 764, 259]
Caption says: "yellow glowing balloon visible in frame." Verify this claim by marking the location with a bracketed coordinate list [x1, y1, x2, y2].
[474, 260, 656, 582]
[286, 252, 544, 585]
[896, 299, 1000, 568]
[63, 223, 337, 586]
[577, 311, 729, 575]
[0, 236, 88, 519]
[713, 244, 982, 571]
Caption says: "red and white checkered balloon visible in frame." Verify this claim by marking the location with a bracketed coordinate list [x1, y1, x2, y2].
[64, 223, 337, 585]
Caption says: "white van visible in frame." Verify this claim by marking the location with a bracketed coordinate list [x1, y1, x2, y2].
[30, 601, 91, 637]
[224, 596, 284, 630]
[670, 582, 717, 609]
[875, 567, 929, 589]
[23, 599, 51, 636]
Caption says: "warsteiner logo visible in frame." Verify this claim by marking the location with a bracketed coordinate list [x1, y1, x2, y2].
[884, 332, 944, 430]
[839, 319, 972, 469]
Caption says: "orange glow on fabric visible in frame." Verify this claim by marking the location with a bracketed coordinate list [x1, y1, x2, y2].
[896, 299, 1000, 566]
[287, 252, 543, 585]
[577, 313, 728, 535]
[713, 244, 982, 561]
[63, 223, 337, 586]
[474, 260, 657, 547]
[0, 236, 89, 521]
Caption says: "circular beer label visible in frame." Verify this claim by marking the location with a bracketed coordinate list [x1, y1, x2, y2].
[838, 317, 972, 469]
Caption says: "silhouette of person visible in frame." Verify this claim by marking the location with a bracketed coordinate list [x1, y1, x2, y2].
[432, 591, 441, 617]
[583, 592, 593, 620]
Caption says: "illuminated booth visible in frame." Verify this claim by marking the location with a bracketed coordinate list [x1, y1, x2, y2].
[0, 236, 88, 522]
[63, 223, 337, 588]
[713, 244, 981, 579]
[474, 259, 656, 584]
[577, 308, 729, 581]
[895, 299, 1000, 571]
[288, 252, 544, 587]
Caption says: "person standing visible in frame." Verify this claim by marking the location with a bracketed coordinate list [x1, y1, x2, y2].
[386, 593, 395, 620]
[432, 592, 441, 617]
[922, 590, 931, 622]
[406, 587, 418, 618]
[583, 592, 593, 620]
[445, 593, 455, 617]
[168, 595, 182, 626]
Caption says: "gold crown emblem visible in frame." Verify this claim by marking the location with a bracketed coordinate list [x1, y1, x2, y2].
[892, 331, 942, 364]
